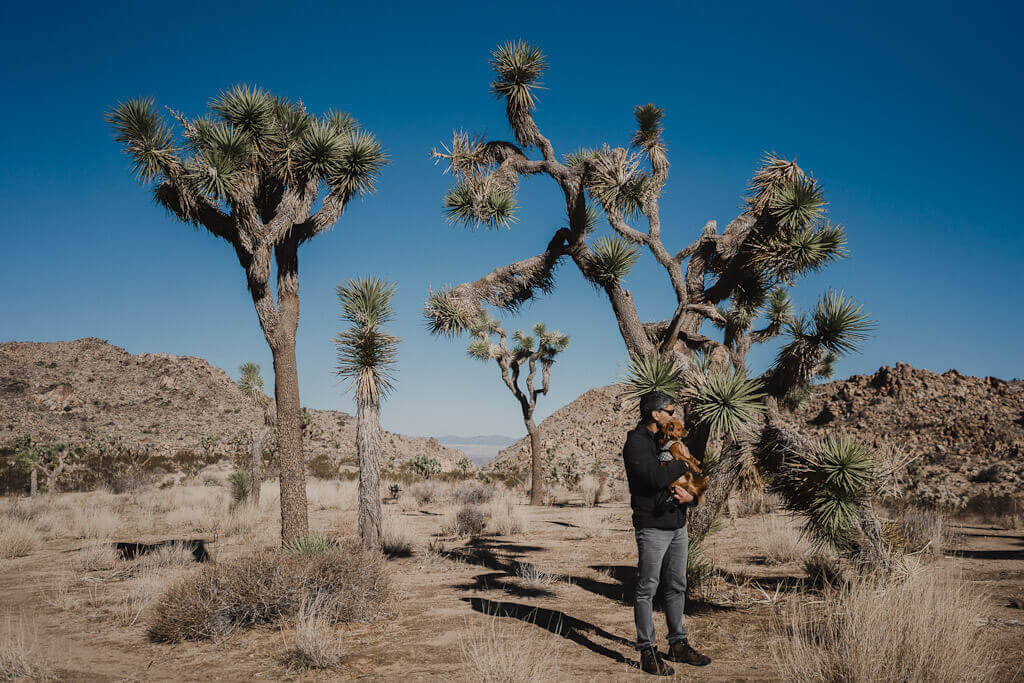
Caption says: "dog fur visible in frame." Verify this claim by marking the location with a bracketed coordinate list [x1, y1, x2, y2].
[655, 419, 709, 505]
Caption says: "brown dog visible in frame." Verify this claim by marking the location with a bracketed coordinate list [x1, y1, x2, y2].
[655, 419, 709, 505]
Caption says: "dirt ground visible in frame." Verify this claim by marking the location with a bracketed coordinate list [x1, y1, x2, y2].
[3, 492, 1023, 682]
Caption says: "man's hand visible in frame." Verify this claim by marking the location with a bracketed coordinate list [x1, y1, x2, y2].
[671, 485, 694, 504]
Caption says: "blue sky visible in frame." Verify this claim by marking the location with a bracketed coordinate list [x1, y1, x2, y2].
[2, 1, 1021, 438]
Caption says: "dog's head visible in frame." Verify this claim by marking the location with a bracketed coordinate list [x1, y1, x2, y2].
[659, 419, 688, 442]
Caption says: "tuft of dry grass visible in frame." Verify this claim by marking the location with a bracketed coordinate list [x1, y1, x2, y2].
[759, 516, 809, 565]
[0, 518, 38, 559]
[486, 493, 526, 536]
[514, 563, 568, 592]
[450, 481, 494, 506]
[442, 504, 490, 538]
[73, 542, 119, 572]
[893, 506, 958, 555]
[409, 481, 443, 506]
[39, 571, 81, 611]
[578, 474, 607, 507]
[380, 516, 415, 557]
[147, 540, 389, 643]
[771, 569, 998, 682]
[458, 615, 560, 682]
[279, 597, 345, 671]
[0, 616, 53, 681]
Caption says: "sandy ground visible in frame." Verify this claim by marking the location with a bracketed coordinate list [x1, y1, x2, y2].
[2, 493, 1022, 682]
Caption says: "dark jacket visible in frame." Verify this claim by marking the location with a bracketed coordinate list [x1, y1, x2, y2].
[622, 421, 688, 529]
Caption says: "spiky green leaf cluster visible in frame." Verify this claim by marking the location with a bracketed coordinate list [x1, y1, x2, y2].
[237, 362, 264, 402]
[443, 178, 518, 229]
[423, 287, 473, 337]
[632, 104, 665, 148]
[587, 146, 646, 220]
[334, 276, 400, 404]
[619, 351, 686, 403]
[768, 434, 875, 552]
[811, 289, 874, 355]
[489, 40, 547, 147]
[563, 147, 598, 169]
[107, 86, 387, 208]
[591, 235, 641, 284]
[682, 366, 767, 439]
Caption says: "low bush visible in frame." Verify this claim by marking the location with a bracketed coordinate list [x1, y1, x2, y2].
[578, 474, 607, 507]
[280, 597, 345, 671]
[443, 505, 489, 538]
[147, 540, 389, 642]
[771, 569, 997, 682]
[487, 493, 525, 536]
[458, 613, 559, 682]
[409, 481, 441, 506]
[451, 481, 493, 505]
[380, 518, 415, 557]
[0, 518, 38, 559]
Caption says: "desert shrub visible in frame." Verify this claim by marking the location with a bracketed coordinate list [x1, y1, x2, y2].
[578, 474, 607, 507]
[280, 597, 344, 670]
[730, 488, 780, 517]
[802, 553, 846, 589]
[770, 569, 997, 682]
[147, 541, 389, 642]
[284, 533, 336, 559]
[458, 613, 559, 683]
[515, 562, 566, 592]
[0, 518, 38, 559]
[306, 453, 338, 480]
[73, 542, 119, 572]
[380, 517, 415, 557]
[759, 516, 809, 564]
[0, 617, 52, 681]
[443, 505, 489, 538]
[409, 481, 441, 506]
[487, 493, 525, 536]
[963, 491, 1022, 526]
[892, 506, 956, 554]
[173, 448, 220, 477]
[406, 455, 442, 479]
[228, 469, 252, 507]
[451, 481, 493, 505]
[544, 451, 582, 490]
[686, 538, 714, 600]
[969, 463, 1001, 483]
[540, 484, 572, 507]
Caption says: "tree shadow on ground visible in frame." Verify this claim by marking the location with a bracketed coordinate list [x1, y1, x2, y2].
[464, 597, 639, 669]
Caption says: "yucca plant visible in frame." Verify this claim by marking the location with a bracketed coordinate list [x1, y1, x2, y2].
[237, 362, 272, 505]
[464, 312, 569, 505]
[424, 41, 878, 555]
[333, 276, 400, 550]
[108, 86, 387, 545]
[228, 468, 252, 508]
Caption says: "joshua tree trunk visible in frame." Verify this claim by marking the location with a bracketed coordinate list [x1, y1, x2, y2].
[46, 470, 60, 494]
[270, 334, 308, 543]
[525, 417, 543, 505]
[29, 468, 38, 497]
[250, 425, 265, 506]
[356, 398, 383, 550]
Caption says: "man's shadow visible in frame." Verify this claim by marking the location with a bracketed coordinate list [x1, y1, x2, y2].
[464, 597, 639, 668]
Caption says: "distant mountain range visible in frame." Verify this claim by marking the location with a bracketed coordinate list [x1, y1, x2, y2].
[436, 435, 518, 466]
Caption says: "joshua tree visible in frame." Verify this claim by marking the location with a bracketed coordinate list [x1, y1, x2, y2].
[108, 87, 386, 543]
[237, 362, 273, 506]
[334, 276, 400, 550]
[424, 40, 878, 553]
[9, 438, 80, 496]
[464, 313, 569, 504]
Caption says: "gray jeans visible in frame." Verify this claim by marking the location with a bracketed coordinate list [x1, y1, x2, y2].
[633, 525, 688, 650]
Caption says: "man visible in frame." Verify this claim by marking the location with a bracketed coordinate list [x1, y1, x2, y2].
[622, 390, 712, 676]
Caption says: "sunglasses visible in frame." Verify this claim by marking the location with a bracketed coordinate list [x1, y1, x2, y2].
[662, 408, 675, 416]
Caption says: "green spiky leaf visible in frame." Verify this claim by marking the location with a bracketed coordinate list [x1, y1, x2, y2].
[812, 290, 874, 355]
[770, 176, 826, 230]
[619, 351, 685, 403]
[591, 235, 641, 284]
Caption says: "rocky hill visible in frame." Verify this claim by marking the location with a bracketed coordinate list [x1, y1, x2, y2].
[0, 338, 471, 474]
[487, 364, 1024, 504]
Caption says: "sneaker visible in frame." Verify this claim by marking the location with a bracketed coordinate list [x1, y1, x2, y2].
[639, 646, 674, 676]
[665, 638, 711, 666]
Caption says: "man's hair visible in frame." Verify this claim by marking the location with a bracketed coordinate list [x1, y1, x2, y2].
[639, 391, 674, 423]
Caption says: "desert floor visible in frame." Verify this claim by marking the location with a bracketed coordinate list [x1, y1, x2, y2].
[2, 483, 1022, 681]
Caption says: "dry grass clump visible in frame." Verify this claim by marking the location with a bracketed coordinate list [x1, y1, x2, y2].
[409, 481, 442, 506]
[442, 505, 490, 538]
[802, 553, 846, 589]
[540, 485, 572, 506]
[729, 488, 780, 517]
[759, 516, 809, 565]
[893, 506, 957, 555]
[573, 510, 608, 539]
[40, 571, 81, 611]
[514, 563, 568, 592]
[73, 542, 119, 572]
[0, 616, 53, 681]
[486, 493, 526, 536]
[380, 516, 415, 557]
[147, 540, 389, 642]
[458, 615, 559, 682]
[307, 480, 357, 511]
[578, 474, 607, 507]
[0, 517, 38, 559]
[771, 569, 997, 682]
[279, 597, 345, 671]
[451, 481, 494, 506]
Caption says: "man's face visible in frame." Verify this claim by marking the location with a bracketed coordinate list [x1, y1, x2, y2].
[651, 403, 676, 427]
